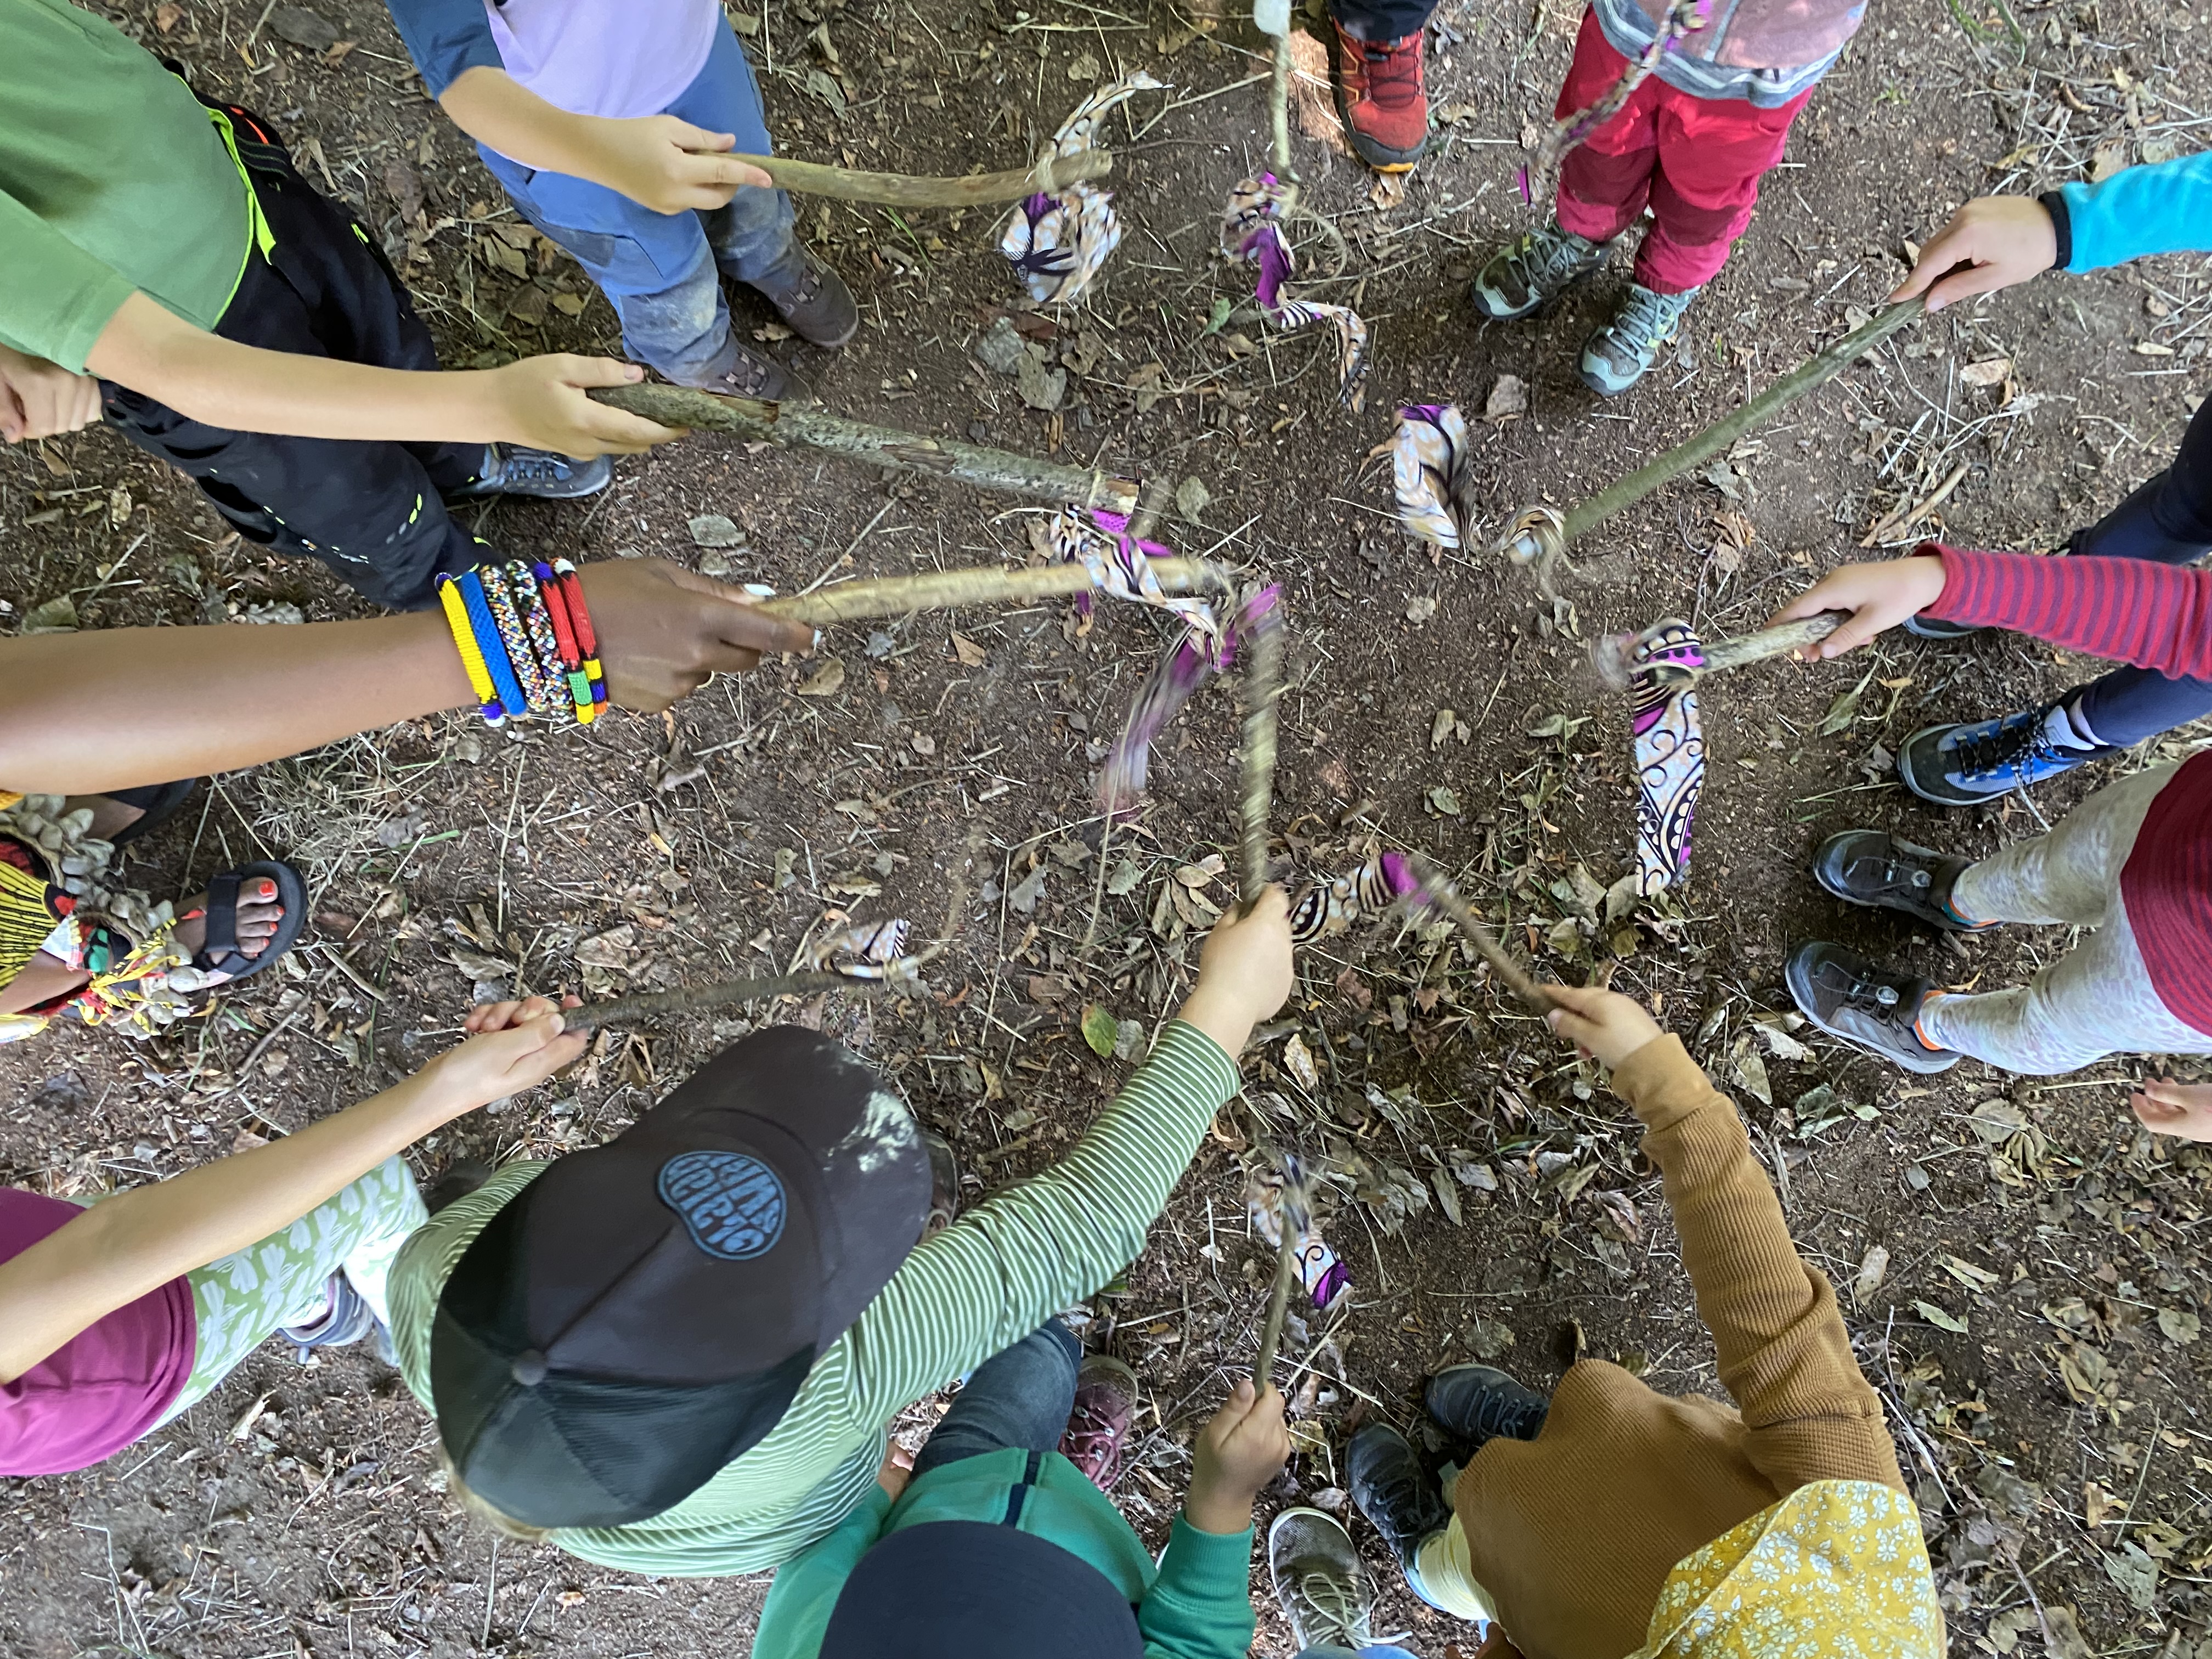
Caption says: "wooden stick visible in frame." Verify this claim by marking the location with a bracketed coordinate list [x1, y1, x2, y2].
[562, 972, 882, 1034]
[1592, 611, 1846, 691]
[1266, 29, 1299, 210]
[755, 558, 1233, 625]
[590, 383, 1141, 514]
[1401, 853, 1558, 1015]
[729, 147, 1109, 207]
[1859, 460, 1969, 547]
[1252, 1150, 1311, 1382]
[1238, 601, 1285, 910]
[1495, 297, 1928, 575]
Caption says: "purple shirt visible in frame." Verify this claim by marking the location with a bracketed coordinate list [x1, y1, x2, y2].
[388, 0, 721, 125]
[0, 1189, 194, 1476]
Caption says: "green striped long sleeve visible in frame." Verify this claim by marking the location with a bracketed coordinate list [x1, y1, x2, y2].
[387, 1019, 1241, 1576]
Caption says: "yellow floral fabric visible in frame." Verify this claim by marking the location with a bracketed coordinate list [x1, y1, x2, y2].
[1633, 1480, 1945, 1659]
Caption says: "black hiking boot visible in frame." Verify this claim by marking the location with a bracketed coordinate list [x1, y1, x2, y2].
[1425, 1364, 1549, 1452]
[1347, 1424, 1449, 1577]
[1812, 830, 1990, 933]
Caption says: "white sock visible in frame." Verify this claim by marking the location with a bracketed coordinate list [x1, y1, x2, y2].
[2044, 699, 2104, 752]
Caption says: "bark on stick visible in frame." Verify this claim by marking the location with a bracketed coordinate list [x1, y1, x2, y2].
[730, 147, 1110, 207]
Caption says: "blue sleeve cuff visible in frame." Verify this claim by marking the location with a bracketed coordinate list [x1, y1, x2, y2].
[384, 0, 507, 97]
[2050, 152, 2212, 273]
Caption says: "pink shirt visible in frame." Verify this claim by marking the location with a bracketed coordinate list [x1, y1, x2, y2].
[0, 1189, 195, 1476]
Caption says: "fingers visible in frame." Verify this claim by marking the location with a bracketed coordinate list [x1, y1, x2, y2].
[1812, 613, 1885, 661]
[664, 119, 737, 154]
[720, 599, 820, 658]
[693, 154, 776, 191]
[0, 388, 24, 444]
[550, 354, 648, 390]
[1923, 263, 2010, 314]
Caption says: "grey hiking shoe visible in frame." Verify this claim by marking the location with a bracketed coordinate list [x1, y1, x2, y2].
[1786, 940, 1960, 1075]
[754, 251, 859, 349]
[278, 1271, 396, 1365]
[1269, 1509, 1389, 1650]
[1904, 612, 1983, 641]
[1813, 830, 1989, 933]
[1469, 221, 1606, 321]
[706, 339, 794, 400]
[448, 444, 612, 502]
[1581, 283, 1699, 397]
[1426, 1363, 1549, 1451]
[921, 1130, 958, 1241]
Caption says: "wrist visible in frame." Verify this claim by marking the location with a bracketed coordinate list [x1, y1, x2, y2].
[1181, 1483, 1257, 1536]
[1173, 987, 1255, 1058]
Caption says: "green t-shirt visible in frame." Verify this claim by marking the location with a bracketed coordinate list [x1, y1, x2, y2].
[0, 0, 251, 372]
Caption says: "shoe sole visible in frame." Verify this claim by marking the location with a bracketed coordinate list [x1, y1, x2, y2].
[1902, 614, 1983, 641]
[1784, 944, 1961, 1075]
[1896, 724, 2016, 808]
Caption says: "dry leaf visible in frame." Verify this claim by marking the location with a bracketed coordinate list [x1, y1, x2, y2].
[951, 632, 988, 667]
[1960, 357, 2012, 387]
[1367, 170, 1408, 211]
[1282, 1032, 1321, 1091]
[1483, 374, 1527, 422]
[1852, 1243, 1889, 1301]
[797, 658, 847, 697]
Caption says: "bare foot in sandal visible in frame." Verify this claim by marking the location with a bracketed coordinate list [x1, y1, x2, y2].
[0, 877, 287, 1014]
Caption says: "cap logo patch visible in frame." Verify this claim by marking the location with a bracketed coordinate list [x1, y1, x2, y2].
[657, 1150, 787, 1260]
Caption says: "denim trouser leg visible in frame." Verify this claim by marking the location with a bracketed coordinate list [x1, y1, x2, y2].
[667, 22, 801, 289]
[1328, 0, 1440, 40]
[2067, 393, 2212, 745]
[910, 1318, 1081, 1479]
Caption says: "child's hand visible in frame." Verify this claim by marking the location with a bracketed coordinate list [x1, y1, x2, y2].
[1177, 885, 1295, 1056]
[482, 354, 686, 458]
[1889, 195, 2059, 313]
[579, 559, 818, 710]
[1764, 556, 1948, 660]
[2132, 1078, 2212, 1142]
[1544, 982, 1664, 1070]
[1184, 1378, 1291, 1534]
[0, 344, 101, 443]
[425, 996, 587, 1111]
[589, 115, 777, 215]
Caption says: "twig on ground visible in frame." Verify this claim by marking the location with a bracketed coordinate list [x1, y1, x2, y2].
[563, 972, 883, 1034]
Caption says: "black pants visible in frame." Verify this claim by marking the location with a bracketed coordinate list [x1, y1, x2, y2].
[2065, 392, 2212, 746]
[1330, 0, 1437, 42]
[101, 100, 483, 612]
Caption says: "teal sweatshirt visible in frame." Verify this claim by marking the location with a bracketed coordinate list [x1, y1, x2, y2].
[2046, 149, 2212, 273]
[752, 1447, 1257, 1659]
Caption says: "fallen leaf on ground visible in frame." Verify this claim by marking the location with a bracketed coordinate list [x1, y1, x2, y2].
[797, 658, 847, 697]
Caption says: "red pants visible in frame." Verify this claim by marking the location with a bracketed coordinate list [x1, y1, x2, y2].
[1552, 8, 1814, 294]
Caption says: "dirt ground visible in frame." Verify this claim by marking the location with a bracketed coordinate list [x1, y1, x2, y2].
[6, 0, 2212, 1654]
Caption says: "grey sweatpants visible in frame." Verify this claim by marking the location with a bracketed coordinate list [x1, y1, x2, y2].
[1918, 764, 2212, 1073]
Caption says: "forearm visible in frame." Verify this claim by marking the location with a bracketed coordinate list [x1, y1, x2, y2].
[0, 1069, 453, 1380]
[2051, 151, 2212, 272]
[441, 69, 631, 194]
[84, 293, 505, 445]
[0, 613, 473, 794]
[1927, 544, 2212, 681]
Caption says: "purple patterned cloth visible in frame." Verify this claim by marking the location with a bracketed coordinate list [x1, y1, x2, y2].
[1220, 176, 1369, 410]
[1625, 618, 1708, 893]
[1288, 851, 1419, 944]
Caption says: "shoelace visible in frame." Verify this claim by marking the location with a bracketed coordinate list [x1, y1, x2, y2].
[494, 449, 571, 485]
[1845, 851, 1936, 898]
[1951, 713, 2066, 785]
[1291, 1568, 1379, 1649]
[1813, 956, 1908, 1015]
[1062, 1402, 1124, 1475]
[1468, 1390, 1544, 1441]
[1610, 286, 1686, 348]
[1361, 35, 1424, 103]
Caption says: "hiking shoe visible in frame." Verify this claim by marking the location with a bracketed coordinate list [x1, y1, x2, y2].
[1903, 612, 1983, 641]
[1425, 1364, 1549, 1451]
[1897, 704, 2112, 807]
[755, 251, 859, 349]
[449, 444, 612, 501]
[1348, 1424, 1449, 1575]
[1059, 1353, 1138, 1488]
[278, 1272, 395, 1364]
[707, 340, 793, 400]
[1469, 222, 1606, 322]
[1581, 283, 1700, 397]
[1813, 830, 1989, 933]
[921, 1130, 958, 1242]
[1330, 20, 1430, 171]
[1785, 941, 1960, 1075]
[1269, 1508, 1388, 1651]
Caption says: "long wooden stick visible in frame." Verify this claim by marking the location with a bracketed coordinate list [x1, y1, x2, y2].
[730, 147, 1109, 207]
[1401, 853, 1557, 1015]
[590, 383, 1141, 514]
[1237, 601, 1285, 910]
[1252, 1150, 1311, 1382]
[755, 558, 1233, 625]
[563, 972, 881, 1034]
[1592, 611, 1846, 691]
[1495, 297, 1929, 577]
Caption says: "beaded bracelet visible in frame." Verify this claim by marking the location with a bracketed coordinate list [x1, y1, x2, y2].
[435, 560, 608, 727]
[436, 575, 508, 724]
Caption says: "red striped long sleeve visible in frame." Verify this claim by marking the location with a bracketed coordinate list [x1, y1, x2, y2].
[1922, 543, 2212, 681]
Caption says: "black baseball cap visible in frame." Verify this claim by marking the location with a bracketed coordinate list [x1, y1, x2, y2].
[430, 1026, 930, 1529]
[819, 1522, 1144, 1659]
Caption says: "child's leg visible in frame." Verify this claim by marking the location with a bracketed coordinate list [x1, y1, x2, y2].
[1635, 82, 1814, 294]
[1949, 763, 2179, 926]
[907, 1318, 1081, 1479]
[669, 22, 802, 290]
[1551, 9, 1664, 247]
[1917, 903, 2212, 1072]
[155, 1156, 427, 1423]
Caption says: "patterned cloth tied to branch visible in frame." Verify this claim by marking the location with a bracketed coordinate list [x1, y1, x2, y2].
[1379, 404, 1480, 552]
[1219, 176, 1370, 411]
[999, 73, 1164, 306]
[1287, 851, 1418, 945]
[1626, 618, 1708, 895]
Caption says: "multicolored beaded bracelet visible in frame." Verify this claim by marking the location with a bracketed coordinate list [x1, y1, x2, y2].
[434, 560, 607, 727]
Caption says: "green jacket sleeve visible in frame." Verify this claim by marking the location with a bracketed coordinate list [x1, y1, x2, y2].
[0, 190, 136, 372]
[834, 1019, 1241, 1428]
[751, 1484, 894, 1659]
[1139, 1517, 1260, 1659]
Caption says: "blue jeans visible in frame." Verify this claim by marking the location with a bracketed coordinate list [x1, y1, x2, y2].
[910, 1318, 1081, 1479]
[2066, 392, 2212, 747]
[477, 21, 799, 386]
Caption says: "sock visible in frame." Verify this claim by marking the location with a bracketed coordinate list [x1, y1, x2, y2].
[2042, 699, 2104, 753]
[1912, 992, 1946, 1052]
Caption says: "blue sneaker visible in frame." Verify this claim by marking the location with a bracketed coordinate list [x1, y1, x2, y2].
[1898, 704, 2111, 806]
[447, 444, 612, 503]
[277, 1272, 395, 1364]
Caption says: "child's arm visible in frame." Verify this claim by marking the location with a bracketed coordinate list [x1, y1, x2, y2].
[1546, 986, 1904, 1496]
[0, 998, 582, 1384]
[1764, 546, 2212, 681]
[1138, 1378, 1289, 1658]
[82, 293, 675, 458]
[0, 341, 101, 442]
[0, 560, 814, 795]
[749, 1484, 895, 1657]
[829, 892, 1295, 1425]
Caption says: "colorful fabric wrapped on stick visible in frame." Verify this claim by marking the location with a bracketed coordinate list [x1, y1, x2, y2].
[1621, 618, 1709, 895]
[1219, 175, 1370, 411]
[1378, 403, 1480, 553]
[1000, 72, 1165, 307]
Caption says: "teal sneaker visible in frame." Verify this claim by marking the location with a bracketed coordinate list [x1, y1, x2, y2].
[1581, 283, 1699, 397]
[1469, 222, 1607, 321]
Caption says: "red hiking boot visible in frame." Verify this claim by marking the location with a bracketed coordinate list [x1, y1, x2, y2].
[1330, 19, 1430, 171]
[1059, 1354, 1138, 1489]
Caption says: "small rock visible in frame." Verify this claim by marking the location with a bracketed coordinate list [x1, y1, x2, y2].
[1483, 373, 1527, 422]
[974, 317, 1026, 375]
[688, 514, 746, 548]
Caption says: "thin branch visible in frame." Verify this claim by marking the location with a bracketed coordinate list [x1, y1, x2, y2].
[732, 146, 1110, 206]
